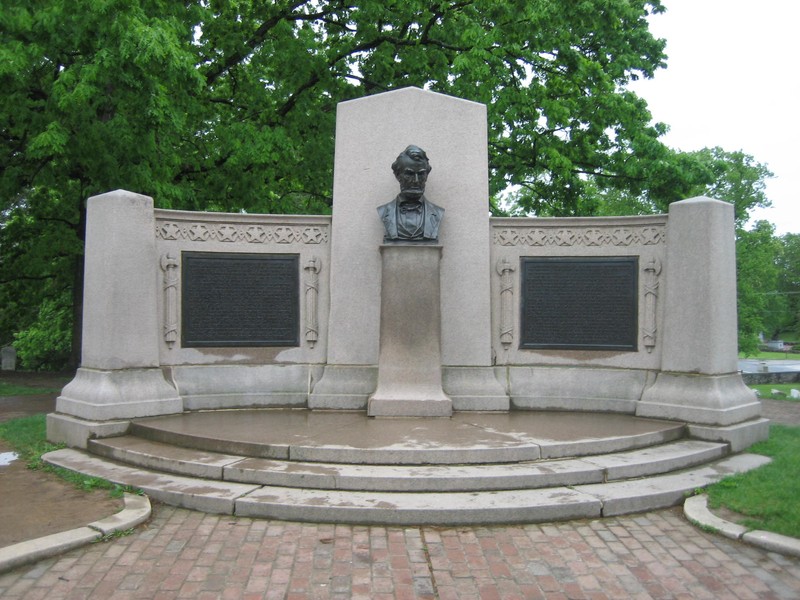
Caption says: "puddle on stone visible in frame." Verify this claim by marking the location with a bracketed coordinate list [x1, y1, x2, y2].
[0, 452, 19, 466]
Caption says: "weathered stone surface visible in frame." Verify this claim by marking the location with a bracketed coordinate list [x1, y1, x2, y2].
[42, 408, 775, 526]
[308, 365, 376, 410]
[369, 245, 451, 417]
[576, 453, 771, 516]
[169, 364, 311, 410]
[683, 494, 748, 540]
[688, 418, 771, 452]
[505, 366, 648, 413]
[638, 372, 762, 426]
[55, 367, 182, 422]
[659, 197, 740, 375]
[81, 190, 163, 370]
[325, 87, 492, 368]
[46, 413, 130, 450]
[0, 527, 99, 574]
[235, 485, 603, 525]
[44, 449, 259, 514]
[442, 367, 508, 411]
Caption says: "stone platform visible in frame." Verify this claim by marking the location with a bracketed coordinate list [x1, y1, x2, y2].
[43, 409, 770, 526]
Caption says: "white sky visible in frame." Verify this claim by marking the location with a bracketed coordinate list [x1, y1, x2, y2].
[628, 0, 799, 235]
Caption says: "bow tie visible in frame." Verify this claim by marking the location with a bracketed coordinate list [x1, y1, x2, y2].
[399, 201, 423, 214]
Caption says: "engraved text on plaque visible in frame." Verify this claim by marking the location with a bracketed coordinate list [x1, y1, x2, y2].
[520, 257, 638, 351]
[182, 252, 299, 347]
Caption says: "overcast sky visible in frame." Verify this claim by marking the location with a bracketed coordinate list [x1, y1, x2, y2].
[629, 0, 799, 235]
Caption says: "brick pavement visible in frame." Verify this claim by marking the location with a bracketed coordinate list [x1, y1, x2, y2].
[2, 378, 798, 598]
[1, 505, 798, 599]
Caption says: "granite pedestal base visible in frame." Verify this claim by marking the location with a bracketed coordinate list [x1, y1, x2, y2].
[368, 245, 452, 417]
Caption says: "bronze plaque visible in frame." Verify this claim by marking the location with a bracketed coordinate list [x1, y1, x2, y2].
[182, 252, 299, 347]
[520, 257, 638, 351]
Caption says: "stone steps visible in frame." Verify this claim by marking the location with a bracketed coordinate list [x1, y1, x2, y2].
[87, 435, 730, 492]
[42, 409, 771, 525]
[126, 409, 688, 464]
[43, 448, 770, 525]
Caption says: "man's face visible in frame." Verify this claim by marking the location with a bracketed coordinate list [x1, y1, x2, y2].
[395, 157, 429, 201]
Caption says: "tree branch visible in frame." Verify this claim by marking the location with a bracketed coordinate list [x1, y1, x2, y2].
[203, 1, 310, 86]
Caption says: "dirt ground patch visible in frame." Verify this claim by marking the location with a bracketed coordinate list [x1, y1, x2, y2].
[0, 438, 122, 547]
[0, 372, 123, 549]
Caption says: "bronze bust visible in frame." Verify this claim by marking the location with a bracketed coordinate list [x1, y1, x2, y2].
[377, 145, 444, 242]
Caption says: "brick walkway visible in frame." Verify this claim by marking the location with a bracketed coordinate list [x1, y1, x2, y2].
[2, 505, 799, 599]
[2, 379, 798, 598]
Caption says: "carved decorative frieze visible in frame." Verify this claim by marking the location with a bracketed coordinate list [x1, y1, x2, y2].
[160, 253, 180, 347]
[642, 257, 662, 353]
[492, 226, 664, 247]
[496, 258, 516, 349]
[304, 257, 322, 348]
[156, 221, 329, 245]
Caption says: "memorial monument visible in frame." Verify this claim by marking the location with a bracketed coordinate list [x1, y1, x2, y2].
[48, 86, 766, 460]
[369, 145, 449, 416]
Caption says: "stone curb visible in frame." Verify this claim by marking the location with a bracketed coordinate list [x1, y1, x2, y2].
[0, 493, 151, 574]
[684, 494, 800, 558]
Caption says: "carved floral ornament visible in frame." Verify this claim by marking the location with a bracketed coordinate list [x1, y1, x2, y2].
[156, 221, 329, 245]
[493, 226, 664, 247]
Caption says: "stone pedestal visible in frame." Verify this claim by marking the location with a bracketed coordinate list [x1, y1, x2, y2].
[1, 346, 16, 371]
[368, 245, 452, 417]
[638, 197, 762, 428]
[48, 190, 182, 447]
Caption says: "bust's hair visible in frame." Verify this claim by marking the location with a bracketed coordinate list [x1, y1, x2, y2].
[392, 145, 432, 176]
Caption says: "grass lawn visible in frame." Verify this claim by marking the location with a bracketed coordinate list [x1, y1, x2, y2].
[739, 350, 799, 360]
[0, 413, 61, 467]
[749, 383, 800, 400]
[0, 381, 63, 396]
[0, 413, 133, 496]
[705, 425, 800, 539]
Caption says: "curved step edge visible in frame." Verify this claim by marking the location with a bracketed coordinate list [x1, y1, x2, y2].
[89, 437, 728, 493]
[43, 448, 258, 515]
[42, 449, 769, 526]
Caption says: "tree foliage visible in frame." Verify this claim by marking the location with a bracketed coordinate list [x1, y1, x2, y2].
[775, 233, 800, 340]
[736, 221, 784, 356]
[687, 147, 773, 226]
[677, 149, 779, 353]
[2, 0, 784, 366]
[2, 0, 678, 368]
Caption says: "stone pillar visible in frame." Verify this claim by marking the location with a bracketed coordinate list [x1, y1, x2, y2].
[1, 346, 16, 371]
[309, 87, 507, 410]
[638, 197, 763, 436]
[368, 245, 451, 417]
[48, 190, 182, 448]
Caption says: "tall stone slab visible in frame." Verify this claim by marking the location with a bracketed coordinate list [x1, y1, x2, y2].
[638, 197, 762, 426]
[49, 190, 182, 447]
[310, 87, 506, 409]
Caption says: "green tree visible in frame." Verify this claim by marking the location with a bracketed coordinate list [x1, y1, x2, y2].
[3, 0, 688, 368]
[736, 221, 784, 356]
[681, 149, 777, 353]
[687, 147, 774, 226]
[775, 233, 800, 340]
